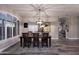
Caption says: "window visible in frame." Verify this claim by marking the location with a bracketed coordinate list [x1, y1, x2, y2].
[0, 12, 20, 40]
[13, 17, 20, 36]
[6, 14, 12, 21]
[0, 19, 5, 40]
[7, 27, 12, 38]
[13, 22, 16, 36]
[0, 20, 2, 40]
[6, 21, 13, 38]
[16, 21, 20, 35]
[2, 20, 5, 39]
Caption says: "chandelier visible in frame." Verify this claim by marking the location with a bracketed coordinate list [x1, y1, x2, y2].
[31, 5, 49, 27]
[36, 9, 43, 25]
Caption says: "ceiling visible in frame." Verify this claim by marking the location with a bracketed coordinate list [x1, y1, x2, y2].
[1, 4, 79, 17]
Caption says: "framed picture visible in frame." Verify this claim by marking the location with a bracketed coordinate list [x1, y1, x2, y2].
[24, 23, 28, 28]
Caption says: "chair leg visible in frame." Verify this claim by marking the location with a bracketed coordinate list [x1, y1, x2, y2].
[37, 42, 39, 48]
[33, 42, 35, 48]
[46, 41, 48, 47]
[46, 43, 48, 47]
[33, 44, 34, 48]
[23, 41, 25, 48]
[30, 41, 31, 46]
[28, 42, 30, 48]
[23, 39, 26, 48]
[27, 42, 29, 48]
[42, 42, 43, 48]
[28, 45, 30, 48]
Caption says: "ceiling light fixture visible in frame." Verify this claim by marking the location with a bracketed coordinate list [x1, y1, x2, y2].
[31, 5, 49, 26]
[36, 9, 43, 25]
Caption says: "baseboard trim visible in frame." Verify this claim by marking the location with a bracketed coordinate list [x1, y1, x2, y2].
[51, 38, 58, 40]
[68, 38, 79, 40]
[51, 38, 79, 40]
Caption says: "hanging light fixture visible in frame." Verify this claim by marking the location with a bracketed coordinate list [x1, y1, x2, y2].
[31, 4, 49, 25]
[36, 9, 43, 25]
[31, 5, 49, 27]
[36, 21, 43, 25]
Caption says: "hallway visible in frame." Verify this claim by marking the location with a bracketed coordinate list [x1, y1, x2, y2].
[1, 40, 79, 55]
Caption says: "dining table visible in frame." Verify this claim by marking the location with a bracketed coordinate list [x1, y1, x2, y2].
[20, 35, 51, 48]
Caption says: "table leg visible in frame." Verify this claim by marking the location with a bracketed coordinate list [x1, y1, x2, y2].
[49, 37, 51, 47]
[23, 38, 26, 48]
[20, 37, 22, 47]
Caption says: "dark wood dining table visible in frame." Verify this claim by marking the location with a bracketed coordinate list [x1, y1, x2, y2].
[20, 36, 51, 48]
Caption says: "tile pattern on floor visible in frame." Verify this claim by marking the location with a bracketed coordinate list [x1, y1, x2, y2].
[1, 39, 79, 55]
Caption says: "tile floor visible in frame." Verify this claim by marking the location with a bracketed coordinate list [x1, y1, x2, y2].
[1, 39, 79, 55]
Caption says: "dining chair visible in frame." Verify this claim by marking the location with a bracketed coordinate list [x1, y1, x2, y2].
[22, 33, 32, 48]
[22, 33, 28, 48]
[22, 33, 28, 37]
[27, 31, 33, 48]
[33, 33, 39, 48]
[42, 33, 49, 47]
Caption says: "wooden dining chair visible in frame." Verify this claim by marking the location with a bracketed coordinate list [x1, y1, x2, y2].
[33, 33, 39, 48]
[26, 37, 32, 48]
[22, 33, 28, 37]
[42, 33, 49, 47]
[22, 33, 32, 48]
[22, 33, 28, 48]
[27, 31, 33, 48]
